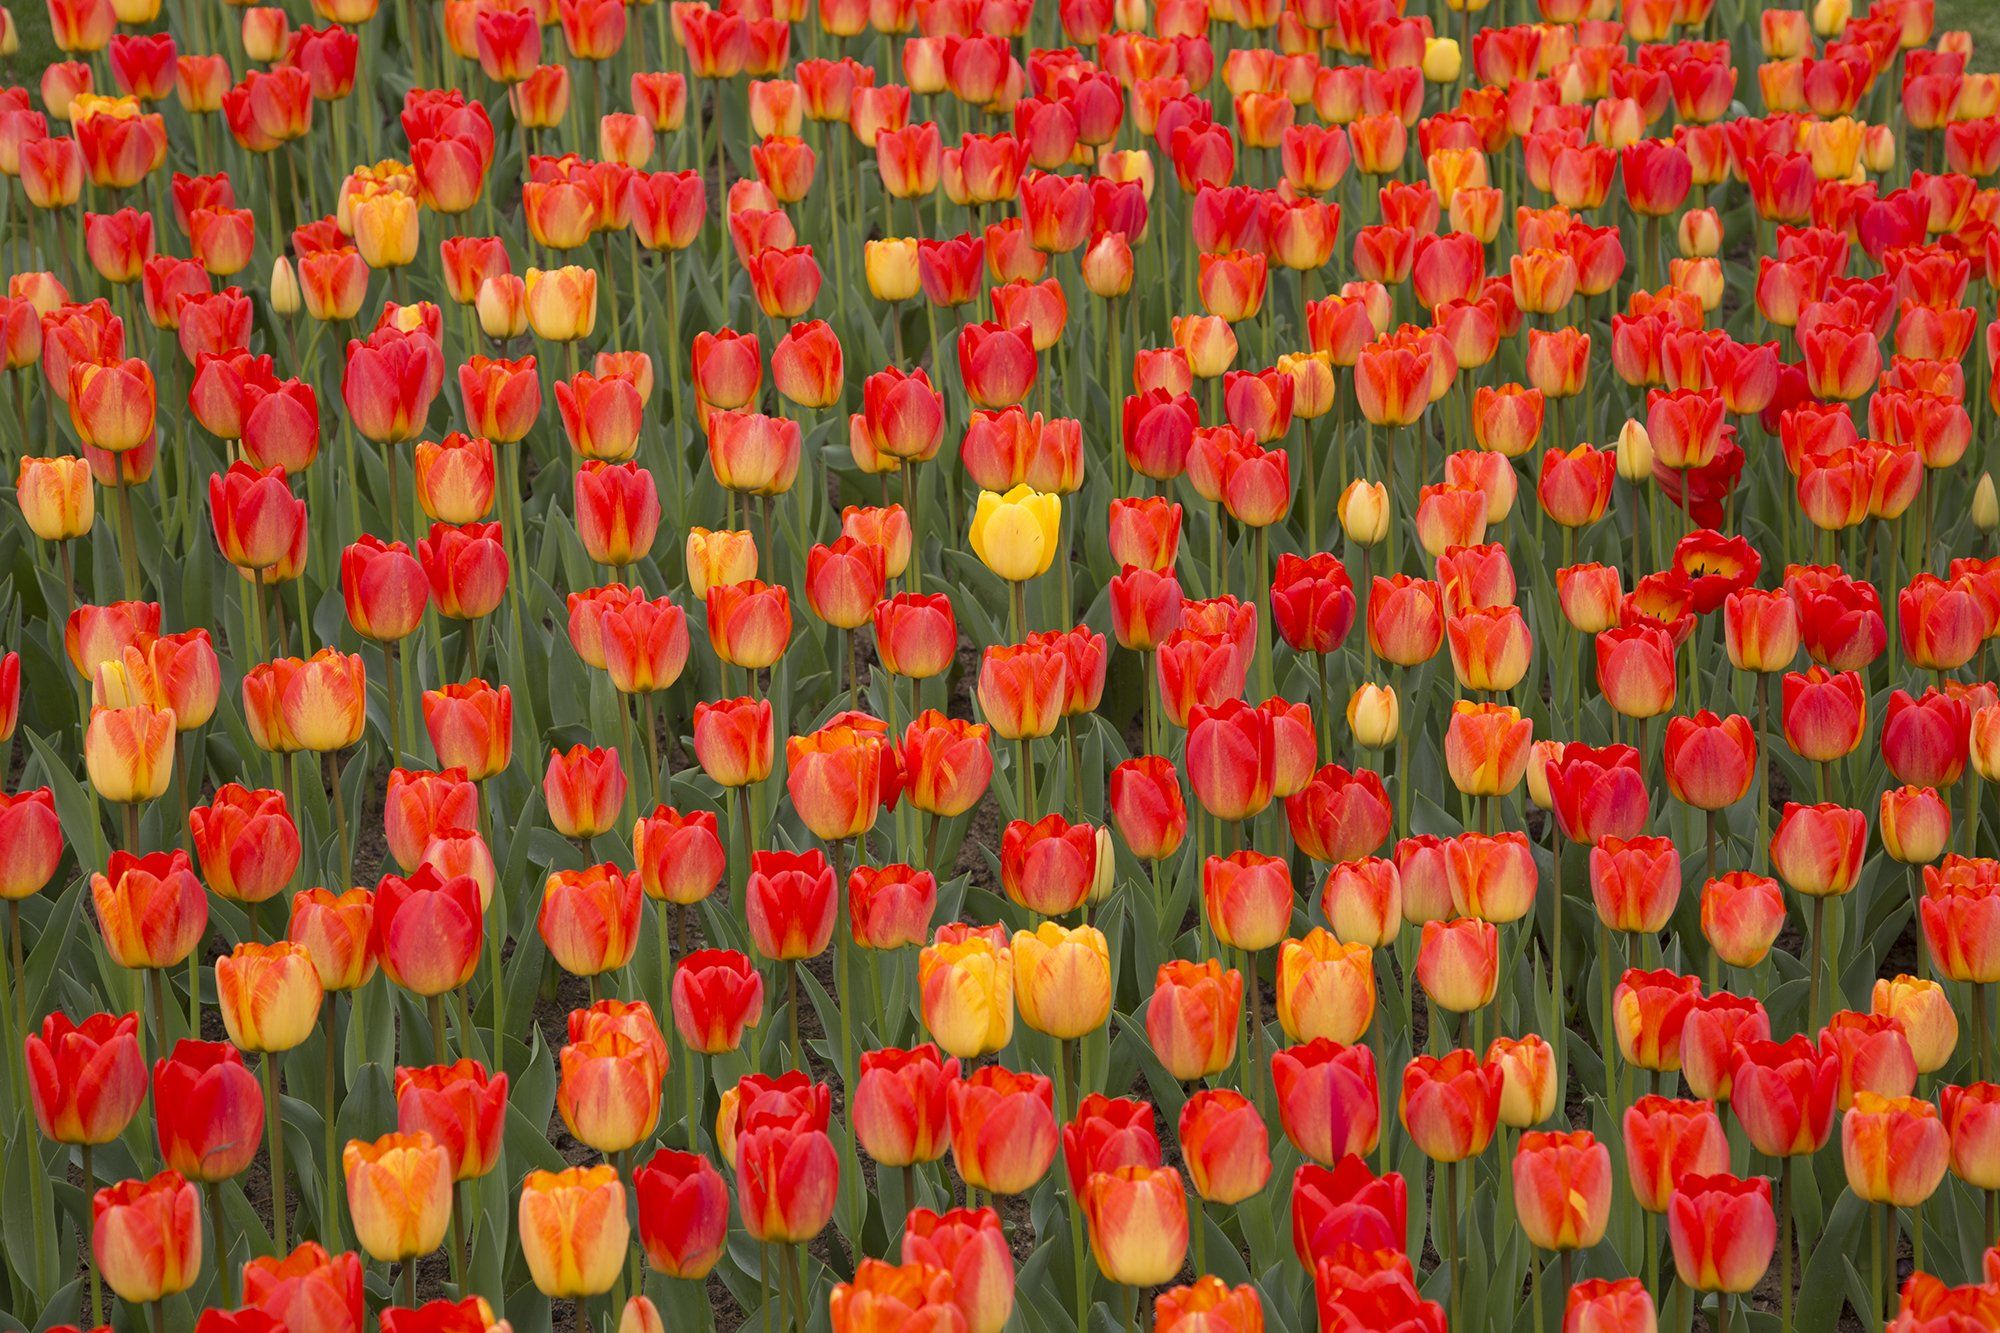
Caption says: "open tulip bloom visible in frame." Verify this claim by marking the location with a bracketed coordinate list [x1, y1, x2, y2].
[18, 1, 2000, 1331]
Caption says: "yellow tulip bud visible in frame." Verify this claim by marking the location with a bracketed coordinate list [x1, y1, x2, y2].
[968, 484, 1062, 582]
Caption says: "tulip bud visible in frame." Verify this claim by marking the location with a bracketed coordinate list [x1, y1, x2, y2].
[270, 257, 301, 314]
[1347, 683, 1399, 748]
[1977, 475, 1999, 532]
[1616, 420, 1653, 482]
[1337, 479, 1389, 545]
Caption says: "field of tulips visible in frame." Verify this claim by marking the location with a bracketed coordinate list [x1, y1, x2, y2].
[21, 0, 2000, 1327]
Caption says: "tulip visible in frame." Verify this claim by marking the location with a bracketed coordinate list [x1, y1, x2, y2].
[1400, 1049, 1503, 1163]
[188, 784, 300, 907]
[1564, 1278, 1656, 1333]
[902, 1208, 1014, 1333]
[1147, 959, 1242, 1081]
[949, 1066, 1057, 1195]
[372, 866, 484, 997]
[92, 1170, 201, 1305]
[85, 703, 175, 804]
[26, 1011, 145, 1145]
[1668, 1173, 1776, 1294]
[672, 949, 765, 1054]
[633, 1148, 728, 1280]
[1843, 1093, 1949, 1207]
[519, 1164, 628, 1298]
[1084, 1165, 1188, 1287]
[1940, 1083, 2000, 1191]
[1513, 1130, 1612, 1252]
[1488, 1034, 1559, 1127]
[240, 1243, 365, 1333]
[395, 1060, 507, 1181]
[91, 850, 207, 970]
[1415, 918, 1498, 1014]
[1872, 976, 1958, 1075]
[1013, 922, 1111, 1041]
[1276, 930, 1374, 1046]
[344, 1131, 452, 1262]
[0, 788, 62, 901]
[746, 848, 837, 961]
[1271, 1038, 1380, 1165]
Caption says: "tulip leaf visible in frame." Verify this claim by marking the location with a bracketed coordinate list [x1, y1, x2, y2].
[1797, 1187, 1866, 1331]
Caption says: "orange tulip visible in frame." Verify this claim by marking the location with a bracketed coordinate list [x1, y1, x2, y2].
[519, 1164, 629, 1297]
[344, 1131, 452, 1261]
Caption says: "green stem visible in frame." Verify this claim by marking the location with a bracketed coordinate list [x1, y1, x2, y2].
[262, 1053, 287, 1252]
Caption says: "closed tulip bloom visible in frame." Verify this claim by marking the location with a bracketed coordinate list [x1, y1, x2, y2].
[1622, 1094, 1729, 1214]
[1514, 1130, 1612, 1252]
[539, 865, 642, 978]
[1400, 1049, 1503, 1163]
[1287, 764, 1394, 865]
[1177, 1091, 1271, 1208]
[1901, 572, 1986, 671]
[340, 536, 428, 642]
[746, 848, 837, 961]
[422, 681, 512, 781]
[542, 745, 625, 842]
[1367, 574, 1445, 666]
[845, 863, 934, 951]
[692, 697, 775, 788]
[999, 814, 1097, 917]
[1667, 1172, 1775, 1294]
[785, 724, 886, 842]
[1487, 1034, 1559, 1128]
[1347, 684, 1400, 750]
[85, 703, 175, 803]
[671, 949, 765, 1054]
[395, 1060, 508, 1181]
[557, 1030, 661, 1152]
[1729, 1036, 1839, 1157]
[1147, 959, 1241, 1081]
[1594, 624, 1676, 719]
[1012, 922, 1111, 1040]
[1321, 856, 1401, 947]
[1663, 711, 1755, 810]
[1769, 802, 1867, 898]
[91, 849, 206, 969]
[92, 1170, 201, 1305]
[1267, 1038, 1379, 1168]
[1441, 693, 1535, 800]
[1108, 757, 1188, 862]
[1700, 872, 1785, 968]
[1445, 830, 1537, 925]
[1681, 993, 1771, 1103]
[1883, 691, 1969, 790]
[382, 768, 479, 874]
[1843, 1093, 1949, 1207]
[240, 1242, 364, 1333]
[1276, 930, 1375, 1046]
[901, 712, 992, 818]
[1084, 1166, 1188, 1287]
[1781, 666, 1867, 761]
[1872, 975, 1958, 1075]
[1920, 867, 2000, 983]
[852, 1044, 956, 1167]
[1819, 1010, 1917, 1110]
[344, 1131, 452, 1261]
[524, 265, 598, 340]
[1445, 605, 1532, 693]
[1940, 1083, 2000, 1190]
[26, 1010, 145, 1145]
[968, 483, 1061, 582]
[0, 788, 61, 901]
[949, 1065, 1056, 1195]
[216, 940, 322, 1053]
[187, 783, 299, 906]
[372, 866, 484, 997]
[518, 1164, 628, 1298]
[920, 920, 1016, 1056]
[1589, 837, 1680, 934]
[706, 579, 792, 670]
[1416, 918, 1498, 1014]
[1201, 850, 1293, 952]
[632, 1148, 728, 1280]
[1880, 786, 1952, 867]
[1613, 968, 1701, 1073]
[17, 454, 93, 540]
